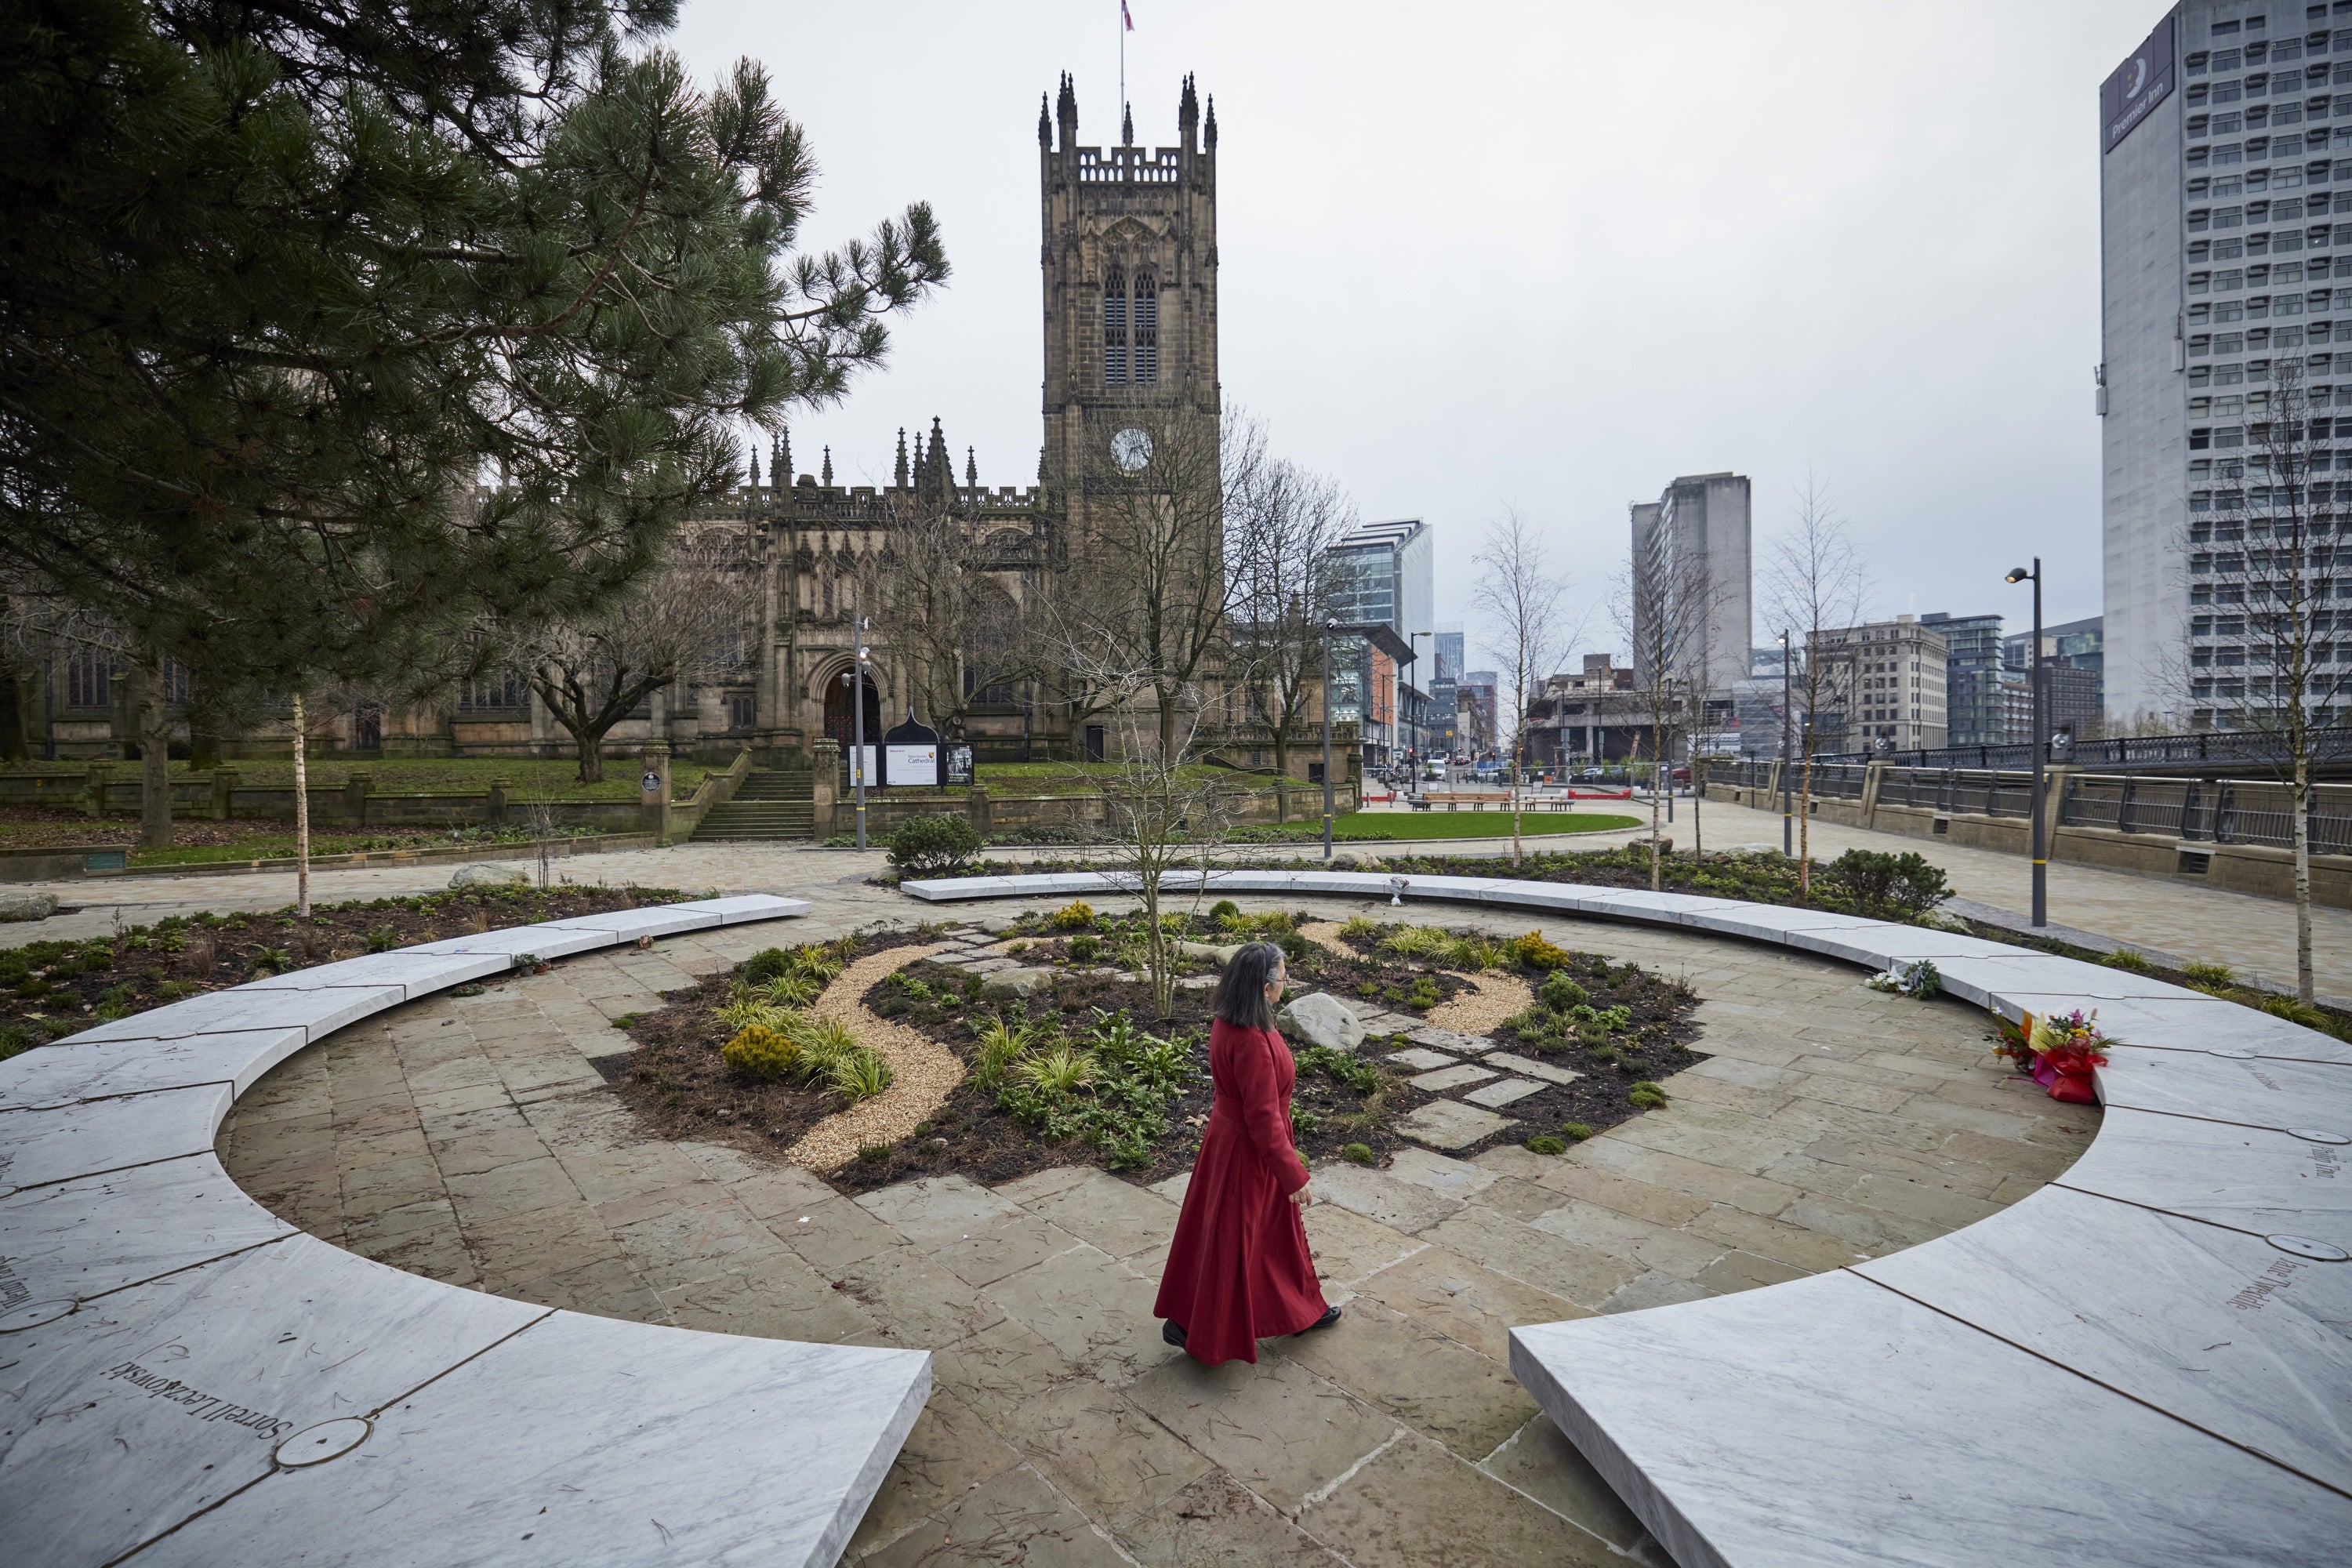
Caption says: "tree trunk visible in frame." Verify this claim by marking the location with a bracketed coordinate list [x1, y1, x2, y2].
[1798, 739, 1816, 897]
[575, 726, 606, 783]
[2294, 748, 2314, 1004]
[292, 691, 311, 920]
[1691, 749, 1704, 861]
[137, 657, 172, 848]
[1648, 720, 1663, 891]
[1273, 735, 1290, 821]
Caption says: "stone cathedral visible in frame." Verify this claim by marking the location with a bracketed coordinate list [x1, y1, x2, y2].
[420, 74, 1226, 767]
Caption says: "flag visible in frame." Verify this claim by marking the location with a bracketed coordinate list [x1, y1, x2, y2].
[1122, 1, 1134, 31]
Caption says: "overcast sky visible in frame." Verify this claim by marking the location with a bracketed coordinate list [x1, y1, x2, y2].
[670, 0, 2157, 666]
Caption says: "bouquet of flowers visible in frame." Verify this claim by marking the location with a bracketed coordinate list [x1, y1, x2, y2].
[1992, 1008, 2110, 1104]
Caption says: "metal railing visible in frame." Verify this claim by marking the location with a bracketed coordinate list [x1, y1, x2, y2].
[2061, 774, 2352, 854]
[1817, 726, 2352, 775]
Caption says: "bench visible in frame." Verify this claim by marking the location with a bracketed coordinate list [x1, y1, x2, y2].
[898, 868, 2352, 1565]
[0, 895, 934, 1568]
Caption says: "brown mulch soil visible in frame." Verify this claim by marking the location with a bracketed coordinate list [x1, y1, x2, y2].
[600, 931, 940, 1160]
[606, 914, 1706, 1195]
[0, 806, 310, 850]
[0, 884, 693, 1051]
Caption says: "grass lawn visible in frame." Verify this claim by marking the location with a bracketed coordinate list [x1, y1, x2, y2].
[880, 760, 1243, 799]
[4, 756, 711, 800]
[1232, 811, 1643, 843]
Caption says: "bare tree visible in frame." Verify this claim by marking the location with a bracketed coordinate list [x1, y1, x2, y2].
[2173, 364, 2347, 1003]
[862, 488, 1052, 741]
[504, 531, 763, 782]
[1761, 473, 1868, 895]
[1472, 511, 1577, 868]
[1613, 543, 1722, 887]
[1225, 457, 1359, 812]
[1056, 649, 1239, 1020]
[1053, 405, 1265, 757]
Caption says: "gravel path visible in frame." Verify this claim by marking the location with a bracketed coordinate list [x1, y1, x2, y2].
[1424, 971, 1534, 1032]
[782, 942, 960, 1170]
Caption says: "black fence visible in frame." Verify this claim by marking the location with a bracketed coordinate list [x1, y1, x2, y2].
[2060, 775, 2352, 855]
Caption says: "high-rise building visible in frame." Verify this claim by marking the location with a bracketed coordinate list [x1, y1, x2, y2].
[1922, 612, 2012, 746]
[1813, 616, 1951, 751]
[1327, 520, 1433, 766]
[1460, 672, 1500, 757]
[2100, 5, 2351, 726]
[1630, 473, 1753, 699]
[1428, 626, 1465, 757]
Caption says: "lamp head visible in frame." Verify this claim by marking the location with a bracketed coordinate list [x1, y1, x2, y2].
[2005, 567, 2032, 584]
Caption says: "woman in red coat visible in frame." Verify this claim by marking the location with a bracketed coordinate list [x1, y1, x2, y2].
[1154, 942, 1341, 1365]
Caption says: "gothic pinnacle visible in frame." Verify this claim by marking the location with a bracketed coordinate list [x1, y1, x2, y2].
[1122, 102, 1134, 146]
[821, 446, 833, 487]
[895, 427, 909, 488]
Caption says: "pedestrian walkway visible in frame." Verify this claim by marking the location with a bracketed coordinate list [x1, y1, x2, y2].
[14, 800, 2346, 1000]
[216, 893, 2094, 1568]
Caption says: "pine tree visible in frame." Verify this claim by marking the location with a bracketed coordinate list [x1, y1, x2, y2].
[0, 0, 945, 699]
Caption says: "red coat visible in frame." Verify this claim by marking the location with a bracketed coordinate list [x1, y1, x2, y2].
[1153, 1019, 1328, 1365]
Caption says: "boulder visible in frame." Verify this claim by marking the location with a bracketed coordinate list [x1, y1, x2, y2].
[448, 862, 529, 889]
[1177, 939, 1243, 964]
[1276, 991, 1367, 1054]
[0, 890, 60, 922]
[978, 966, 1057, 1000]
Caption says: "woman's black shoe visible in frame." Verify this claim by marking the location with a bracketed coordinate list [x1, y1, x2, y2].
[1297, 1305, 1342, 1334]
[1161, 1319, 1188, 1348]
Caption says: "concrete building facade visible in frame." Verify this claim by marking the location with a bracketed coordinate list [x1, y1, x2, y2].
[1815, 615, 1951, 751]
[1922, 612, 2012, 746]
[1630, 472, 1753, 700]
[2100, 3, 2352, 725]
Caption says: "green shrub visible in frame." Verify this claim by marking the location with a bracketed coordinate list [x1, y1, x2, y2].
[828, 1047, 895, 1102]
[1560, 1122, 1595, 1142]
[1340, 1142, 1377, 1166]
[1340, 915, 1378, 940]
[1022, 1044, 1098, 1094]
[2183, 959, 2237, 989]
[1511, 931, 1571, 970]
[1627, 1081, 1669, 1110]
[365, 926, 401, 953]
[1539, 972, 1590, 1010]
[2101, 947, 2153, 973]
[742, 947, 795, 985]
[971, 1016, 1038, 1089]
[251, 946, 292, 975]
[887, 814, 984, 876]
[1209, 899, 1241, 921]
[1820, 849, 1951, 920]
[1523, 1134, 1569, 1156]
[1048, 900, 1096, 931]
[721, 1022, 803, 1079]
[1067, 935, 1101, 962]
[855, 1142, 892, 1163]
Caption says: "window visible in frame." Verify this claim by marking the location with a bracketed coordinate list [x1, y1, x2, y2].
[2218, 174, 2249, 196]
[2220, 141, 2247, 163]
[1132, 274, 1157, 385]
[64, 650, 113, 709]
[2220, 111, 2248, 135]
[1102, 268, 1127, 385]
[458, 670, 529, 712]
[2192, 49, 2213, 74]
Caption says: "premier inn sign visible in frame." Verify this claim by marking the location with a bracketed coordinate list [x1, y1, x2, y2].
[2102, 17, 2176, 154]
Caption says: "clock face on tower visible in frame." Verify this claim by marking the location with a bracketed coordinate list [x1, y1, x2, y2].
[1110, 427, 1153, 471]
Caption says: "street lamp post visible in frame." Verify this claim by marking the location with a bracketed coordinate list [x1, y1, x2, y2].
[2005, 559, 2046, 927]
[848, 577, 870, 851]
[1780, 630, 1793, 857]
[1321, 619, 1336, 862]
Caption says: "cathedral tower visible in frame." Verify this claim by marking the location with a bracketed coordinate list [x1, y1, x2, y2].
[1038, 74, 1219, 506]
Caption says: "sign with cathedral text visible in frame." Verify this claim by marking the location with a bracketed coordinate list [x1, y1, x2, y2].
[881, 710, 946, 788]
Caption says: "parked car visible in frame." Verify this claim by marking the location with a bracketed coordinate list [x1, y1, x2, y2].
[1579, 767, 1605, 782]
[1671, 766, 1692, 783]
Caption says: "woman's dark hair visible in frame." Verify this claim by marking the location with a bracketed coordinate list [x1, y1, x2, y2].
[1211, 942, 1286, 1030]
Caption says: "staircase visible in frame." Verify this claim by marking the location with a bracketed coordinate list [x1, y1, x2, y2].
[691, 767, 815, 841]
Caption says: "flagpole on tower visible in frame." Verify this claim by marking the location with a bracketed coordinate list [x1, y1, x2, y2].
[1119, 0, 1134, 141]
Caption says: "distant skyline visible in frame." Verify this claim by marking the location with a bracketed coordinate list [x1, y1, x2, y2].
[673, 0, 2150, 667]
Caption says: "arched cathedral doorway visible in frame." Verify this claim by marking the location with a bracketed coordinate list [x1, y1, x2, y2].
[825, 671, 882, 744]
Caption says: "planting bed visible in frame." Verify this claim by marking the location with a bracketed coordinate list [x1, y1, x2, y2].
[0, 882, 692, 1058]
[604, 906, 1703, 1195]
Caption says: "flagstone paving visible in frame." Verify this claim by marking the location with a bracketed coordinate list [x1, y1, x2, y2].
[213, 892, 2100, 1567]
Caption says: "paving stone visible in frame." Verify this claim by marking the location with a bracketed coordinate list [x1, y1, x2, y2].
[1309, 1161, 1465, 1233]
[830, 1242, 1007, 1348]
[1298, 1200, 1424, 1290]
[1116, 1471, 1350, 1568]
[1395, 1098, 1515, 1151]
[1408, 1064, 1499, 1093]
[1381, 1047, 1461, 1071]
[1482, 1050, 1582, 1086]
[1353, 1244, 1591, 1362]
[847, 1390, 1027, 1560]
[996, 1380, 1215, 1529]
[1526, 1198, 1731, 1280]
[1300, 1430, 1626, 1568]
[982, 1242, 1172, 1384]
[860, 1461, 1126, 1568]
[1277, 1297, 1541, 1462]
[1002, 1168, 1178, 1261]
[1408, 1026, 1497, 1055]
[1465, 1076, 1546, 1108]
[1126, 1352, 1400, 1515]
[1479, 1413, 1665, 1561]
[928, 1316, 1087, 1424]
[929, 1216, 1081, 1289]
[1596, 1268, 1715, 1313]
[1423, 1207, 1643, 1310]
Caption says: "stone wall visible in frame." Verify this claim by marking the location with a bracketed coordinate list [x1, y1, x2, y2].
[1708, 763, 2352, 910]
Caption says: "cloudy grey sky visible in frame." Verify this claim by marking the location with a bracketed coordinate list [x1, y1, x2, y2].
[671, 0, 2157, 662]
